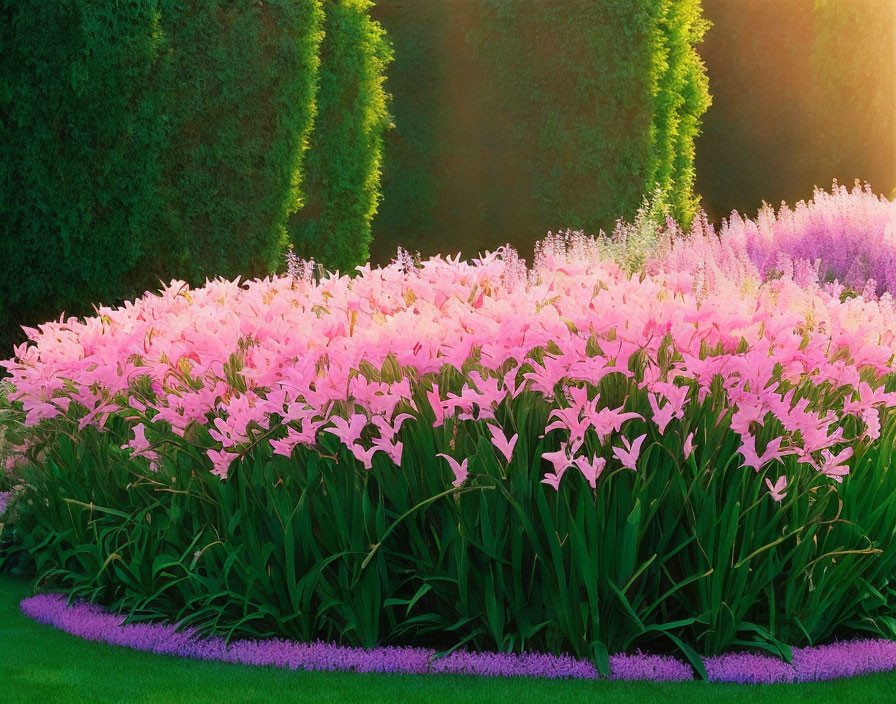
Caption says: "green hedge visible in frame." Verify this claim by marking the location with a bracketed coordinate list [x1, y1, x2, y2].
[1, 1, 709, 348]
[0, 0, 324, 353]
[370, 0, 710, 261]
[0, 2, 167, 342]
[290, 0, 392, 273]
[153, 0, 324, 282]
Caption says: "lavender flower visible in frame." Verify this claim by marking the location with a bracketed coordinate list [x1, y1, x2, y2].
[392, 247, 419, 276]
[19, 594, 896, 683]
[285, 245, 301, 281]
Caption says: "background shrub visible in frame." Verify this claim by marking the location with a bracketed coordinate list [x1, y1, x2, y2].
[0, 0, 327, 354]
[370, 0, 710, 261]
[289, 0, 392, 273]
[0, 1, 167, 350]
[151, 0, 324, 283]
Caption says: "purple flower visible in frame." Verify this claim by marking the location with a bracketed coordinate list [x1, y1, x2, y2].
[19, 594, 896, 683]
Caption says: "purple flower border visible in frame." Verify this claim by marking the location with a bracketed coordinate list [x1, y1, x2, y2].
[19, 593, 896, 683]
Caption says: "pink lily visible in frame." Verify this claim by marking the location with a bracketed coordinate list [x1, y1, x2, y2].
[207, 448, 238, 479]
[862, 408, 881, 441]
[487, 424, 518, 463]
[372, 437, 403, 466]
[126, 423, 152, 455]
[648, 393, 675, 435]
[588, 405, 643, 443]
[575, 455, 606, 489]
[542, 442, 575, 476]
[739, 435, 788, 471]
[613, 434, 647, 471]
[683, 432, 695, 460]
[270, 427, 303, 458]
[437, 453, 469, 487]
[819, 447, 852, 483]
[765, 475, 787, 502]
[324, 413, 368, 447]
[545, 405, 591, 443]
[351, 443, 383, 470]
[502, 367, 526, 399]
[540, 470, 565, 491]
[427, 384, 447, 427]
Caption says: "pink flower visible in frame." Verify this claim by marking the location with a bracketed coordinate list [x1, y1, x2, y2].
[487, 424, 518, 463]
[739, 435, 789, 472]
[427, 384, 447, 427]
[437, 453, 469, 487]
[820, 447, 853, 483]
[502, 367, 525, 399]
[126, 423, 151, 455]
[371, 435, 403, 466]
[647, 394, 675, 435]
[323, 413, 368, 447]
[575, 455, 606, 489]
[350, 443, 382, 470]
[586, 405, 643, 444]
[122, 423, 160, 466]
[683, 432, 695, 461]
[207, 448, 238, 479]
[862, 408, 881, 441]
[613, 434, 647, 471]
[542, 442, 575, 476]
[765, 474, 787, 502]
[545, 406, 591, 444]
[540, 471, 564, 491]
[541, 442, 576, 491]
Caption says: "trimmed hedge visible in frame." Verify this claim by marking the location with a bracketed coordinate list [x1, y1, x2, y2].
[370, 0, 710, 261]
[152, 0, 324, 282]
[290, 0, 392, 273]
[0, 0, 324, 353]
[0, 1, 167, 344]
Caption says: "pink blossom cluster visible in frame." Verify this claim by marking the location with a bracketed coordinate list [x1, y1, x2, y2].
[4, 234, 896, 501]
[658, 182, 896, 298]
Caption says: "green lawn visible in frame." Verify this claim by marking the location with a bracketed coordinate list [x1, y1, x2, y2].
[3, 575, 896, 704]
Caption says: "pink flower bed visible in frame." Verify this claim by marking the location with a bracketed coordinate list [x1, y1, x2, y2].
[659, 182, 896, 298]
[4, 234, 896, 497]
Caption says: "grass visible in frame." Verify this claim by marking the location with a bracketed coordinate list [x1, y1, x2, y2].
[3, 575, 896, 703]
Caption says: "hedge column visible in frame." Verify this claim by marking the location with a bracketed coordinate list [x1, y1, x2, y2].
[290, 0, 393, 273]
[153, 0, 325, 281]
[370, 0, 711, 261]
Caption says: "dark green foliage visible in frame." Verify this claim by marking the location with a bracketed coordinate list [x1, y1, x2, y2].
[0, 1, 168, 347]
[154, 0, 324, 282]
[290, 0, 392, 273]
[695, 0, 896, 221]
[0, 1, 324, 353]
[370, 0, 710, 262]
[647, 0, 711, 224]
[9, 371, 896, 667]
